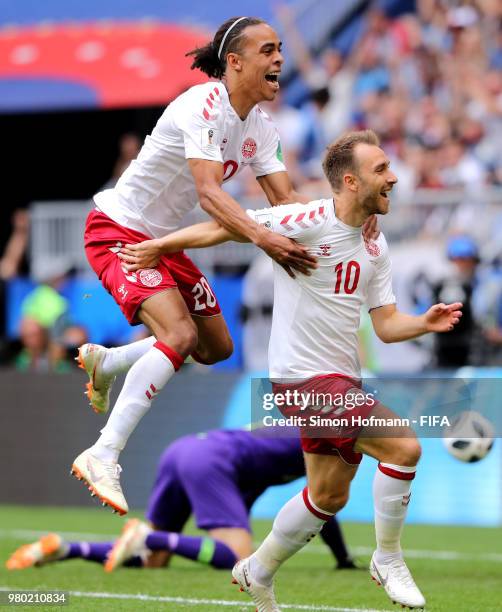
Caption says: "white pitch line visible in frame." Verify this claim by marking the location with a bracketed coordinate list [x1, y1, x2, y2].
[303, 544, 502, 563]
[0, 528, 114, 541]
[0, 587, 389, 612]
[2, 528, 502, 563]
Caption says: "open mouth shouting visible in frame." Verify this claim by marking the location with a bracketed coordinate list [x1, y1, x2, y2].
[265, 71, 281, 91]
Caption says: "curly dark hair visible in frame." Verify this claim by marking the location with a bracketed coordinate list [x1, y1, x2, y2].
[186, 17, 266, 79]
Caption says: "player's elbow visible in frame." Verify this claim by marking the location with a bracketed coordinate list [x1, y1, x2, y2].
[377, 332, 393, 344]
[198, 184, 222, 214]
[371, 313, 396, 343]
[373, 326, 393, 344]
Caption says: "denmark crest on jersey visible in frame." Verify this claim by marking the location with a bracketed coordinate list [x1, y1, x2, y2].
[139, 268, 163, 287]
[242, 137, 257, 159]
[364, 239, 380, 257]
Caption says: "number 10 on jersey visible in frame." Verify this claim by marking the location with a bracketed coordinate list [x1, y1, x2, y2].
[334, 261, 360, 294]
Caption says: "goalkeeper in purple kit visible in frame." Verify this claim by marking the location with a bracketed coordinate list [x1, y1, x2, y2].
[7, 429, 356, 572]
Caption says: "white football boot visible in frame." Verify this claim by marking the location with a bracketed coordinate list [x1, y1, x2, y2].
[104, 518, 151, 572]
[370, 552, 426, 609]
[76, 343, 116, 414]
[232, 557, 281, 612]
[6, 534, 68, 570]
[71, 448, 128, 515]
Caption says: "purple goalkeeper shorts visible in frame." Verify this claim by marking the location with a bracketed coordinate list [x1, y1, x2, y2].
[146, 434, 251, 532]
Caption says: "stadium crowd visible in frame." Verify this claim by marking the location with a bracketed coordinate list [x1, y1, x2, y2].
[229, 0, 502, 198]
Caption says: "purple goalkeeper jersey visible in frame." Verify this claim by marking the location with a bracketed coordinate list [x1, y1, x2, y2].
[146, 428, 305, 532]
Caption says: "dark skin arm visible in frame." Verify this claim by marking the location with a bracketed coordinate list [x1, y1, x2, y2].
[187, 159, 316, 277]
[119, 165, 378, 272]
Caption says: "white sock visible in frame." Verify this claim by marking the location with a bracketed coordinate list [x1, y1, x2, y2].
[250, 488, 332, 585]
[91, 345, 178, 462]
[373, 462, 416, 565]
[101, 336, 156, 375]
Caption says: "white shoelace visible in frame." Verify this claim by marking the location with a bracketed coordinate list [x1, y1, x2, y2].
[389, 559, 416, 588]
[102, 463, 123, 492]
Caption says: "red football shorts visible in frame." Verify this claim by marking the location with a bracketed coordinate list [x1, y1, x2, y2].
[272, 374, 377, 465]
[84, 209, 221, 324]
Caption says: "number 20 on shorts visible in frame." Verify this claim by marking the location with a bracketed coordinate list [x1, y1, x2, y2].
[192, 277, 217, 311]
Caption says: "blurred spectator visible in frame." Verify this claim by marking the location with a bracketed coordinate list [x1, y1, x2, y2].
[101, 132, 141, 189]
[0, 209, 30, 351]
[298, 87, 331, 179]
[14, 262, 88, 372]
[274, 3, 356, 142]
[472, 251, 502, 364]
[240, 253, 273, 371]
[412, 235, 483, 368]
[0, 209, 30, 281]
[438, 138, 487, 191]
[262, 92, 309, 188]
[15, 317, 50, 372]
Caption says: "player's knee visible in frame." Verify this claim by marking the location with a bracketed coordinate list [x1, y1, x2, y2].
[156, 318, 198, 356]
[393, 437, 422, 467]
[206, 337, 234, 363]
[192, 333, 234, 364]
[311, 489, 349, 514]
[219, 335, 234, 360]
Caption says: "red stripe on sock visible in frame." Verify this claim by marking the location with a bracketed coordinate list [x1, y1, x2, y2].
[153, 341, 184, 371]
[378, 463, 416, 480]
[145, 390, 152, 400]
[302, 487, 332, 521]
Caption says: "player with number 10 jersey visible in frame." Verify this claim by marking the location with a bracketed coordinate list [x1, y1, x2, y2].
[246, 199, 394, 381]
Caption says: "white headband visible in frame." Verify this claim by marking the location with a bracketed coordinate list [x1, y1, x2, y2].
[217, 17, 248, 60]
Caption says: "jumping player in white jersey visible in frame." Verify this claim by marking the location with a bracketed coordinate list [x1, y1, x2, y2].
[120, 130, 462, 610]
[72, 17, 379, 516]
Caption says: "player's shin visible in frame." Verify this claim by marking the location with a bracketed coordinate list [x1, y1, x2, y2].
[373, 462, 416, 564]
[91, 342, 183, 462]
[250, 488, 332, 585]
[146, 532, 237, 569]
[66, 542, 112, 563]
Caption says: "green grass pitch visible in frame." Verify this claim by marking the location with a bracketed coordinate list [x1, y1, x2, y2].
[0, 505, 500, 611]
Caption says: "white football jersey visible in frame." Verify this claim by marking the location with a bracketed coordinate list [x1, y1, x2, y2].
[94, 82, 286, 238]
[246, 199, 396, 380]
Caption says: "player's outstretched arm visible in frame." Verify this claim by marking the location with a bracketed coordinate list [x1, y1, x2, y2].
[190, 159, 316, 278]
[370, 303, 463, 344]
[118, 222, 242, 271]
